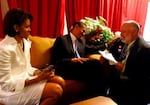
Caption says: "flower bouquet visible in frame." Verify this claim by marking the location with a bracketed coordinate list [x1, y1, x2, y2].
[80, 16, 114, 44]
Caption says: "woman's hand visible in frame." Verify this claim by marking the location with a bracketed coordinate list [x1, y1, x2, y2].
[36, 69, 51, 81]
[33, 69, 42, 76]
[47, 69, 55, 81]
[25, 69, 51, 86]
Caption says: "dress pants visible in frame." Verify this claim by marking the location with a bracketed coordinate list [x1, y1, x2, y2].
[55, 59, 108, 96]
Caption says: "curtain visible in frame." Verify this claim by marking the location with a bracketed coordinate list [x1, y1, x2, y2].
[0, 2, 3, 38]
[0, 0, 9, 38]
[65, 0, 123, 33]
[65, 0, 148, 35]
[0, 0, 148, 38]
[65, 0, 90, 29]
[122, 0, 148, 35]
[96, 0, 123, 32]
[7, 0, 65, 38]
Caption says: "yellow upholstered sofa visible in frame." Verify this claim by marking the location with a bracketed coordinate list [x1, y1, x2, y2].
[29, 35, 101, 104]
[29, 35, 102, 104]
[0, 35, 101, 105]
[29, 35, 101, 68]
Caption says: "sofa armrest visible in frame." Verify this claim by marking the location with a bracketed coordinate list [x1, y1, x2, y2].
[87, 54, 101, 61]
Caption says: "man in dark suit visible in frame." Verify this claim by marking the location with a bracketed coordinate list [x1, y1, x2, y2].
[108, 37, 126, 62]
[51, 21, 106, 96]
[107, 20, 150, 105]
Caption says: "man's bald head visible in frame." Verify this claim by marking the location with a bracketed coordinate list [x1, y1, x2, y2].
[123, 20, 141, 31]
[120, 20, 141, 44]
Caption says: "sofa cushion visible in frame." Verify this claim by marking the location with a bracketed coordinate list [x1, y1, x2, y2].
[29, 36, 55, 68]
[88, 54, 101, 61]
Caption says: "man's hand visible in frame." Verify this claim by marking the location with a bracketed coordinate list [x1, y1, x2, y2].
[99, 56, 108, 64]
[115, 62, 124, 73]
[71, 57, 89, 63]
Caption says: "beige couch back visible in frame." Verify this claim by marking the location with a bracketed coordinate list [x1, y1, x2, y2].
[29, 36, 55, 68]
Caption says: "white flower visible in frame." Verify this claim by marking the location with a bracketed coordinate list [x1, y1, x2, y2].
[80, 16, 114, 43]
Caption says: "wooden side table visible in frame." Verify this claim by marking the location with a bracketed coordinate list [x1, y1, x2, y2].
[70, 96, 117, 105]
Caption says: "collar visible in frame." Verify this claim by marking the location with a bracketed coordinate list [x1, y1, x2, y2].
[70, 32, 77, 43]
[127, 40, 135, 51]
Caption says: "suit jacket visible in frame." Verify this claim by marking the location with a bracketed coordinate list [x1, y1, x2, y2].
[108, 38, 126, 62]
[0, 35, 36, 97]
[85, 39, 106, 54]
[110, 37, 150, 105]
[123, 36, 150, 80]
[52, 34, 86, 64]
[52, 34, 104, 82]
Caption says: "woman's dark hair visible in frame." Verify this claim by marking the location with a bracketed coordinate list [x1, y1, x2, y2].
[3, 8, 33, 37]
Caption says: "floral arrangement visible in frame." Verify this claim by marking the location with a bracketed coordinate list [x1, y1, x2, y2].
[80, 16, 114, 44]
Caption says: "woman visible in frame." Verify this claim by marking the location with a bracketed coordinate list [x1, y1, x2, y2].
[0, 8, 65, 105]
